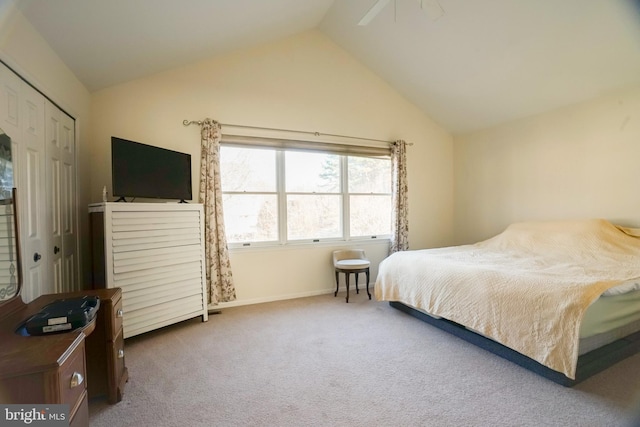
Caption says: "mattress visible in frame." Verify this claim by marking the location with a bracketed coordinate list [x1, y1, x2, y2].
[579, 288, 640, 354]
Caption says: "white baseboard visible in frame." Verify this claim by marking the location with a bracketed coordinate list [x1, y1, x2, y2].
[209, 283, 372, 310]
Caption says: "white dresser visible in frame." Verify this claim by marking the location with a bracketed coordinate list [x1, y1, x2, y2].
[89, 202, 208, 338]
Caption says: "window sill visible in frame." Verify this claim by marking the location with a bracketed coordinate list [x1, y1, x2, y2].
[228, 238, 390, 253]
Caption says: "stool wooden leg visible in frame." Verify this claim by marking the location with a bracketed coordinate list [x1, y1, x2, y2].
[366, 268, 371, 300]
[345, 272, 350, 303]
[334, 271, 339, 297]
[355, 272, 360, 294]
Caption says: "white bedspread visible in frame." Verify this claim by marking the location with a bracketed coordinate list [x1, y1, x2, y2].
[375, 219, 640, 379]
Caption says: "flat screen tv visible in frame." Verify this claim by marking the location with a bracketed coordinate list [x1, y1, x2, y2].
[111, 137, 192, 202]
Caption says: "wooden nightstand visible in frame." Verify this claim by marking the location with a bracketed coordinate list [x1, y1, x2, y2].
[66, 288, 129, 403]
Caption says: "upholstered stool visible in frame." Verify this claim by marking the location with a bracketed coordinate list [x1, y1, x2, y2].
[332, 249, 371, 303]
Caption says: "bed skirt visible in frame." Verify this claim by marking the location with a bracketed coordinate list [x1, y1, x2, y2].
[389, 301, 640, 386]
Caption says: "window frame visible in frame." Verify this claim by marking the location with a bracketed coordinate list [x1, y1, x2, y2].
[220, 136, 392, 249]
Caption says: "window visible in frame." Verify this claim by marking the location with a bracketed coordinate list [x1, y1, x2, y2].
[285, 151, 342, 240]
[220, 143, 392, 246]
[348, 156, 392, 237]
[220, 147, 278, 243]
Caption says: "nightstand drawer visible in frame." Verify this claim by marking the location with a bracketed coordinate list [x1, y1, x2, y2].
[109, 297, 124, 340]
[112, 329, 125, 383]
[59, 340, 86, 410]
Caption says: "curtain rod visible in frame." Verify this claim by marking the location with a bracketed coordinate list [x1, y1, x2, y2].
[182, 119, 413, 146]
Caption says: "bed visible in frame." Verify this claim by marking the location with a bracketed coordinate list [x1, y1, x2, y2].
[375, 218, 640, 386]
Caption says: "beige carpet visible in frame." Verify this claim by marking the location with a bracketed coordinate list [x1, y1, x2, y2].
[89, 293, 640, 427]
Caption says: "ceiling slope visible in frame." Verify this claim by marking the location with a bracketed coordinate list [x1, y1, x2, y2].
[321, 0, 640, 133]
[12, 0, 640, 133]
[15, 0, 335, 92]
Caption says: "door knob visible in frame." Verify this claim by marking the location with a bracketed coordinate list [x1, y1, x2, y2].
[33, 252, 41, 262]
[54, 246, 60, 254]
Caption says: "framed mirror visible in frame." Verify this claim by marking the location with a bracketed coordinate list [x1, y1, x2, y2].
[0, 128, 20, 303]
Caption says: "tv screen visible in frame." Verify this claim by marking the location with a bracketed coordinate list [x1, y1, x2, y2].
[111, 137, 192, 202]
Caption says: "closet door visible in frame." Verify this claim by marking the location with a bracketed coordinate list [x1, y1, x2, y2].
[0, 63, 76, 301]
[20, 83, 49, 301]
[45, 101, 63, 292]
[45, 100, 77, 293]
[60, 111, 76, 290]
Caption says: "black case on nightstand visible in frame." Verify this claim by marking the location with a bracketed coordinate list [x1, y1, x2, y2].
[25, 295, 100, 335]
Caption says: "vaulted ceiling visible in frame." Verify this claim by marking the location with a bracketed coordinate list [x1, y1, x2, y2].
[14, 0, 640, 133]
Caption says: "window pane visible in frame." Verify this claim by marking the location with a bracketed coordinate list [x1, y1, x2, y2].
[285, 152, 339, 193]
[221, 146, 276, 192]
[223, 194, 278, 243]
[348, 157, 391, 194]
[287, 195, 341, 240]
[350, 195, 391, 237]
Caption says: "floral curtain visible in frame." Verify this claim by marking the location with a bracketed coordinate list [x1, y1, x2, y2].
[199, 119, 236, 305]
[390, 139, 409, 253]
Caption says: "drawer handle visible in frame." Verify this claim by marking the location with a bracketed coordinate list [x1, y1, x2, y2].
[116, 309, 124, 318]
[118, 349, 125, 359]
[70, 372, 84, 388]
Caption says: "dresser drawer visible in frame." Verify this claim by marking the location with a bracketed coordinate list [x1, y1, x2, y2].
[59, 340, 86, 411]
[69, 391, 88, 427]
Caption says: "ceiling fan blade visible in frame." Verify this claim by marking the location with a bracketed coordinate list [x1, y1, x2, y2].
[417, 0, 444, 21]
[358, 0, 392, 26]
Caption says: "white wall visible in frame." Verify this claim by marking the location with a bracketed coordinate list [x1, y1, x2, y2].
[0, 3, 93, 284]
[89, 30, 454, 305]
[453, 84, 640, 245]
